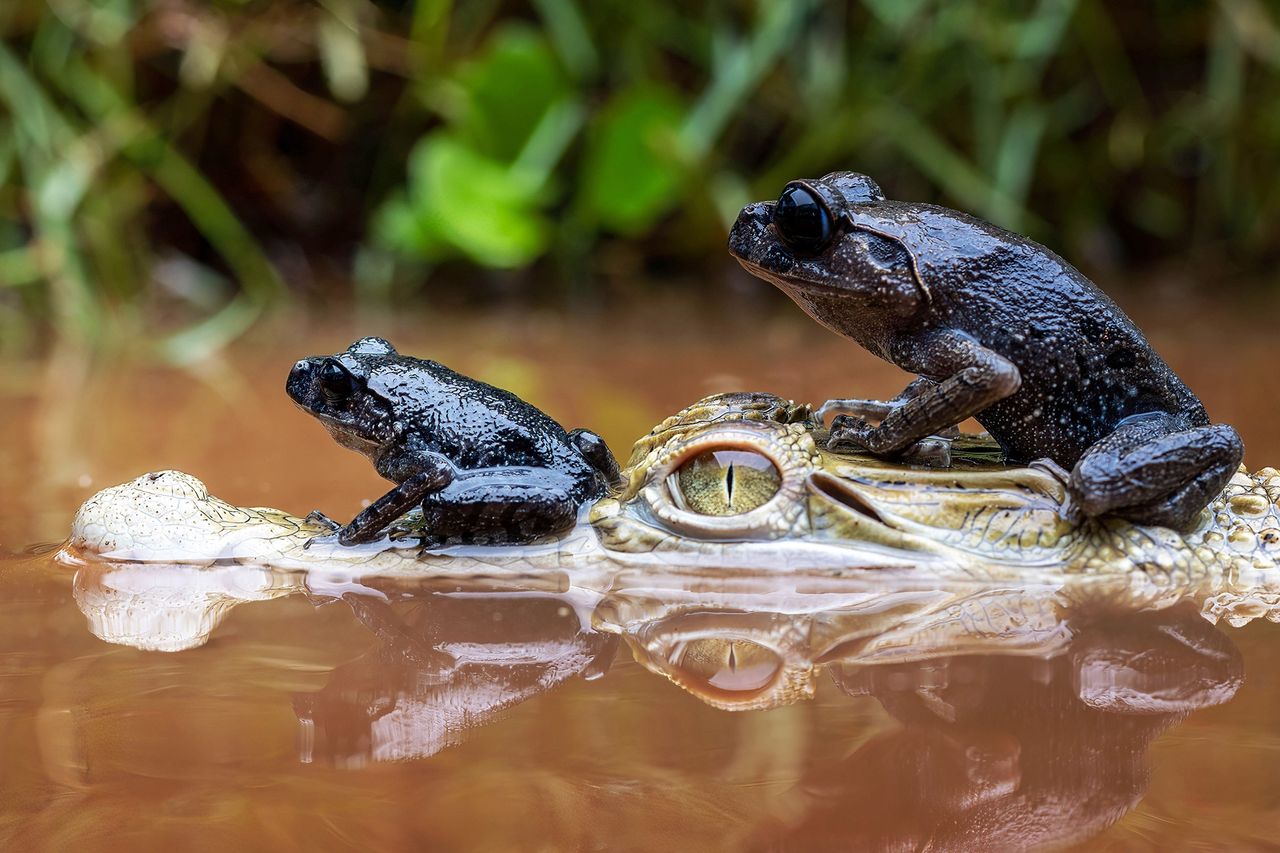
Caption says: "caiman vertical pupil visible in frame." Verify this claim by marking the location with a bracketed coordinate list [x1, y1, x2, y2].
[773, 184, 833, 253]
[677, 449, 781, 515]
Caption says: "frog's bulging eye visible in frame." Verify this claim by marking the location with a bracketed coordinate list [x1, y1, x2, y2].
[318, 360, 357, 404]
[675, 638, 782, 694]
[773, 183, 834, 254]
[676, 449, 781, 515]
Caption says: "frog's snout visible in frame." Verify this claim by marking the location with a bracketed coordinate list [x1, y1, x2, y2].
[727, 201, 773, 261]
[286, 358, 316, 404]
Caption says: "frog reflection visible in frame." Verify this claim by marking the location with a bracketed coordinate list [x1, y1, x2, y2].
[293, 587, 617, 766]
[751, 605, 1243, 851]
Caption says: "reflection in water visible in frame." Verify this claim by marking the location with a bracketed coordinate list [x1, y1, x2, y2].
[59, 555, 1255, 848]
[765, 607, 1241, 850]
[72, 559, 299, 651]
[295, 591, 617, 766]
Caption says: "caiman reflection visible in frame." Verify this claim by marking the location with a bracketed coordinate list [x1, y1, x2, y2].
[64, 556, 1246, 850]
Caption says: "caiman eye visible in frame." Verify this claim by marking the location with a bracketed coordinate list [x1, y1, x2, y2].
[676, 639, 783, 694]
[318, 360, 357, 403]
[773, 182, 834, 254]
[677, 449, 780, 515]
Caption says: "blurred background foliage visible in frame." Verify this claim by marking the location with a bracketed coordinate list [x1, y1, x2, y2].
[1, 0, 1278, 361]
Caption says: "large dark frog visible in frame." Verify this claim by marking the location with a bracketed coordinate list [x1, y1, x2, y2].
[727, 172, 1243, 529]
[286, 337, 620, 546]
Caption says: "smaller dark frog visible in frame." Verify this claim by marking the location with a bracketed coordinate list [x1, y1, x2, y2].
[727, 172, 1243, 529]
[286, 337, 621, 546]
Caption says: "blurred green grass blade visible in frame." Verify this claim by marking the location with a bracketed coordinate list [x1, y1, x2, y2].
[511, 96, 585, 188]
[411, 0, 453, 68]
[1016, 0, 1079, 68]
[0, 42, 99, 336]
[679, 0, 816, 159]
[993, 105, 1048, 219]
[0, 247, 42, 286]
[50, 57, 284, 361]
[882, 105, 1037, 231]
[860, 0, 926, 32]
[0, 43, 73, 152]
[532, 0, 598, 79]
[317, 0, 369, 102]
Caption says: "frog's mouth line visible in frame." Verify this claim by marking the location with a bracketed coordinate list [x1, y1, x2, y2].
[733, 256, 861, 302]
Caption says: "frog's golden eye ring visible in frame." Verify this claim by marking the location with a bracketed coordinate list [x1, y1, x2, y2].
[318, 358, 357, 404]
[675, 449, 780, 515]
[774, 181, 835, 254]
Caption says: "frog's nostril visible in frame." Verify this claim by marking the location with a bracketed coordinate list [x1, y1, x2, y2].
[293, 359, 310, 372]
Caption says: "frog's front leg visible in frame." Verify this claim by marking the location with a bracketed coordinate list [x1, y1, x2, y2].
[829, 331, 1020, 456]
[818, 377, 939, 423]
[417, 468, 585, 546]
[339, 450, 456, 545]
[1070, 412, 1243, 530]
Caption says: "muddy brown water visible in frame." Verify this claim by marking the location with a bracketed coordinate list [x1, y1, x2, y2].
[2, 304, 1279, 850]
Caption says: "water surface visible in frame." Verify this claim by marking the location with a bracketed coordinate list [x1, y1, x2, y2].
[2, 308, 1278, 850]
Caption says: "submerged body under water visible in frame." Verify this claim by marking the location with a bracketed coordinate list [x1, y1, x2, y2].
[2, 310, 1279, 850]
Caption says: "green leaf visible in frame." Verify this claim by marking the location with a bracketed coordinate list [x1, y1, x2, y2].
[582, 86, 685, 234]
[380, 133, 548, 268]
[454, 25, 567, 160]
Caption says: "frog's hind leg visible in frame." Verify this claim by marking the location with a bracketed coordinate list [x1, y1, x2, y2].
[418, 471, 583, 546]
[1069, 414, 1244, 530]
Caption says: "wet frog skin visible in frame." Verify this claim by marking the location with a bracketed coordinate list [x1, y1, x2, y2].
[286, 337, 620, 546]
[727, 172, 1243, 529]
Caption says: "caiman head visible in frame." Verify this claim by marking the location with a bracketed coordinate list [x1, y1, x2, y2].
[589, 392, 1078, 572]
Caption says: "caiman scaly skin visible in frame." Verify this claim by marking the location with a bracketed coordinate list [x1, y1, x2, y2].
[66, 393, 1280, 627]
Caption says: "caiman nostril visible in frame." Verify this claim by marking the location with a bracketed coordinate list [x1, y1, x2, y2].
[808, 471, 887, 524]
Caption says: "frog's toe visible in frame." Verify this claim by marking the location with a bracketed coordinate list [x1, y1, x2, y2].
[899, 437, 953, 468]
[302, 531, 341, 551]
[827, 414, 876, 453]
[817, 398, 894, 423]
[304, 510, 341, 532]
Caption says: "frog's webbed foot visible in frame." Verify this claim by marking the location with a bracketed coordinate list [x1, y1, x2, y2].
[828, 415, 954, 467]
[302, 510, 342, 550]
[305, 510, 341, 532]
[818, 398, 896, 424]
[820, 379, 961, 445]
[826, 414, 878, 454]
[899, 437, 952, 468]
